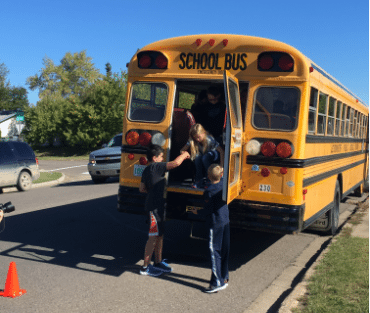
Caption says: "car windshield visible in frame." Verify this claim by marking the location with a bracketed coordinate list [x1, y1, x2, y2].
[252, 87, 300, 131]
[128, 82, 168, 122]
[107, 134, 122, 147]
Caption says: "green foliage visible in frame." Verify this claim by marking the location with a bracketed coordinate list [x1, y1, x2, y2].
[0, 61, 29, 110]
[24, 54, 127, 150]
[26, 51, 103, 99]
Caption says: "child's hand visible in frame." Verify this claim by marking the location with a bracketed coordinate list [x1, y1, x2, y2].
[182, 151, 190, 159]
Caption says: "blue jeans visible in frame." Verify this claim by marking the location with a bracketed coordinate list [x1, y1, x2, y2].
[194, 150, 220, 183]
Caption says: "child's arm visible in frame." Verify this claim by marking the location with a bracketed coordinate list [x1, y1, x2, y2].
[180, 143, 190, 153]
[139, 182, 147, 193]
[217, 145, 225, 166]
[166, 151, 190, 170]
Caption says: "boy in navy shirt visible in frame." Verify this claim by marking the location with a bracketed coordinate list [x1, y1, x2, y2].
[139, 145, 190, 277]
[203, 164, 230, 293]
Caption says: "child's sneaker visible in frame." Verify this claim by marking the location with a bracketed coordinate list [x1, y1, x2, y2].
[204, 283, 228, 293]
[139, 264, 163, 277]
[154, 259, 172, 273]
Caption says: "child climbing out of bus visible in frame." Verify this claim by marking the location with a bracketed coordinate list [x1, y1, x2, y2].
[203, 164, 230, 293]
[180, 123, 224, 189]
[139, 145, 190, 277]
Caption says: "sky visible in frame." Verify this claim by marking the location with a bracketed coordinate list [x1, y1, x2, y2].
[1, 0, 369, 106]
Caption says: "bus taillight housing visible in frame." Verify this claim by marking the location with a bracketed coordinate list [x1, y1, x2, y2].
[258, 52, 294, 72]
[125, 130, 166, 147]
[246, 139, 294, 158]
[137, 51, 168, 69]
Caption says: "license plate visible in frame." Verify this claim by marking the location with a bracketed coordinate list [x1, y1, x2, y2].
[134, 165, 146, 177]
[259, 184, 271, 192]
[186, 206, 203, 215]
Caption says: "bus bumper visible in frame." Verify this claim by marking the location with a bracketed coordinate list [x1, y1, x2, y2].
[117, 186, 206, 222]
[229, 200, 305, 234]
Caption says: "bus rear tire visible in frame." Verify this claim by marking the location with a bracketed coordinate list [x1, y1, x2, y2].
[326, 181, 340, 236]
[354, 183, 364, 197]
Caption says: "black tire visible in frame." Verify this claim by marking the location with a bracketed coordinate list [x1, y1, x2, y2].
[326, 181, 340, 236]
[354, 183, 364, 197]
[16, 171, 32, 191]
[91, 176, 107, 184]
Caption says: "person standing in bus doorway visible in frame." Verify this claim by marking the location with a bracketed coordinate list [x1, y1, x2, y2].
[203, 164, 230, 293]
[198, 86, 226, 146]
[139, 145, 190, 277]
[180, 124, 224, 189]
[190, 89, 208, 123]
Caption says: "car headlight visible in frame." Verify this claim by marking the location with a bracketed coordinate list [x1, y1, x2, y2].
[89, 154, 96, 164]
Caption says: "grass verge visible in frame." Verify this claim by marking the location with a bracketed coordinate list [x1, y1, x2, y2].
[33, 172, 63, 184]
[294, 199, 369, 313]
[33, 146, 90, 160]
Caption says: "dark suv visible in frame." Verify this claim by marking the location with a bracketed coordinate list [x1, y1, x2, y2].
[0, 141, 40, 192]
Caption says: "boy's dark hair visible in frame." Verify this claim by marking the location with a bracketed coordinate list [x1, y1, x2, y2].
[207, 85, 221, 97]
[146, 145, 164, 162]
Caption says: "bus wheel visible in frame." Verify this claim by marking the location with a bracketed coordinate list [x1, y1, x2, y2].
[354, 183, 364, 197]
[326, 181, 340, 236]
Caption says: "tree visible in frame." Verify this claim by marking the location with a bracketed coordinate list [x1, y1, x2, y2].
[0, 62, 29, 111]
[26, 51, 103, 100]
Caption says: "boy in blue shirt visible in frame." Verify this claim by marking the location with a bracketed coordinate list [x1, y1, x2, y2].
[203, 164, 230, 293]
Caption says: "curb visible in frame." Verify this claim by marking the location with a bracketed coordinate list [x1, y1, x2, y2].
[2, 173, 66, 193]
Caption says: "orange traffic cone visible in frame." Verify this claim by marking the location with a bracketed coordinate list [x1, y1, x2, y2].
[0, 262, 26, 298]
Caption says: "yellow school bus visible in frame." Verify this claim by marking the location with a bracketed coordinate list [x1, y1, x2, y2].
[117, 34, 369, 235]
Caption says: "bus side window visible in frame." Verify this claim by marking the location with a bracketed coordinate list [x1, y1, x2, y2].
[308, 87, 318, 133]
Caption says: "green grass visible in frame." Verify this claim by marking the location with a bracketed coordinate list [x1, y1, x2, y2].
[294, 234, 369, 313]
[33, 172, 63, 184]
[33, 146, 90, 160]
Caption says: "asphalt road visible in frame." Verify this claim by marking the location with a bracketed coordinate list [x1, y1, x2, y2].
[0, 160, 357, 312]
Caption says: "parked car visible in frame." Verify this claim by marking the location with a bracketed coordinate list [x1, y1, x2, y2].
[0, 141, 40, 192]
[88, 134, 122, 184]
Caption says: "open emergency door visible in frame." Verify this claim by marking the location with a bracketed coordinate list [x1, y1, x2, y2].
[222, 71, 243, 204]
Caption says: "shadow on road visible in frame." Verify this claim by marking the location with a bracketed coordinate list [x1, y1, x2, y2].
[0, 194, 283, 283]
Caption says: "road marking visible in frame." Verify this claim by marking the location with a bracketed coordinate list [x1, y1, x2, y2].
[47, 165, 87, 172]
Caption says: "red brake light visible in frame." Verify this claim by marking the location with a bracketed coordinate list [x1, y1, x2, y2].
[155, 54, 168, 69]
[278, 55, 294, 71]
[139, 157, 148, 165]
[258, 54, 274, 70]
[261, 168, 270, 177]
[280, 167, 288, 175]
[138, 54, 152, 68]
[139, 132, 152, 146]
[261, 141, 276, 157]
[276, 142, 292, 158]
[126, 131, 139, 146]
[35, 157, 39, 165]
[128, 153, 134, 160]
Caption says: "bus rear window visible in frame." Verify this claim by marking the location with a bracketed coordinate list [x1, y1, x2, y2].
[128, 82, 168, 122]
[252, 87, 299, 131]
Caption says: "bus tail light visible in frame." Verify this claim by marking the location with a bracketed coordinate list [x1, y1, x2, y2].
[139, 157, 148, 165]
[209, 39, 215, 46]
[138, 51, 168, 69]
[155, 55, 168, 69]
[139, 132, 152, 146]
[138, 54, 152, 68]
[258, 54, 274, 70]
[261, 141, 276, 157]
[280, 167, 288, 175]
[245, 139, 261, 155]
[126, 131, 140, 145]
[278, 55, 294, 71]
[195, 38, 202, 46]
[261, 168, 270, 177]
[276, 142, 293, 158]
[222, 39, 228, 46]
[151, 132, 166, 147]
[128, 153, 135, 160]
